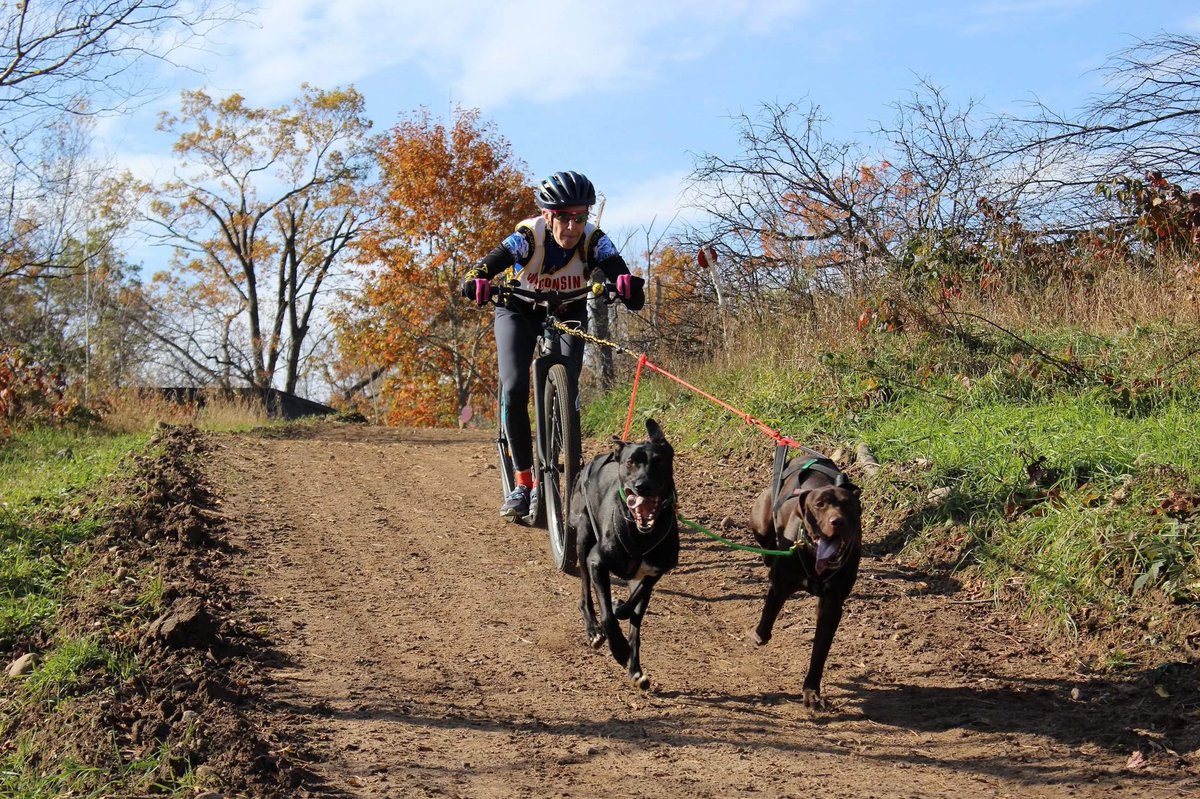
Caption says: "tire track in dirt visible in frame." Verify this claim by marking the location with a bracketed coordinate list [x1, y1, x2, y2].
[210, 424, 1197, 798]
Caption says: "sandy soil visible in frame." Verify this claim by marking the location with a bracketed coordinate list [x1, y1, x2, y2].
[204, 422, 1198, 798]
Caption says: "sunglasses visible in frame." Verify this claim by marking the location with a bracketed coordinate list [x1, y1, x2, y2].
[550, 210, 588, 225]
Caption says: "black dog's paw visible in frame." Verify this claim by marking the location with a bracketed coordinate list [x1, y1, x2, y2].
[802, 688, 828, 710]
[752, 628, 771, 646]
[608, 634, 631, 665]
[630, 669, 650, 690]
[587, 631, 605, 649]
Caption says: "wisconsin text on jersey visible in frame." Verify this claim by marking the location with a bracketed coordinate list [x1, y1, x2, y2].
[527, 272, 585, 292]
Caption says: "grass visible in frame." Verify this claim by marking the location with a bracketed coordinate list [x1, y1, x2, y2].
[0, 389, 273, 648]
[0, 426, 195, 797]
[0, 389, 274, 797]
[96, 388, 270, 434]
[135, 569, 166, 613]
[0, 732, 107, 799]
[0, 426, 148, 507]
[583, 320, 1200, 656]
[0, 428, 146, 652]
[23, 636, 139, 703]
[0, 731, 193, 799]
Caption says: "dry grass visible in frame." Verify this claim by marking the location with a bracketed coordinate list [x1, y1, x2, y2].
[972, 255, 1200, 332]
[96, 389, 269, 434]
[698, 253, 1200, 373]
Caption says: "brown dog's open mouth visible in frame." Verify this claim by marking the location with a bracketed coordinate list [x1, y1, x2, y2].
[625, 491, 661, 532]
[813, 535, 850, 575]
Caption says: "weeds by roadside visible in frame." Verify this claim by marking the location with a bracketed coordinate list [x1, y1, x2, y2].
[96, 389, 270, 435]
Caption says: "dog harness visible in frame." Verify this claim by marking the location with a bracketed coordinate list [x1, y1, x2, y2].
[768, 455, 857, 584]
[770, 457, 849, 516]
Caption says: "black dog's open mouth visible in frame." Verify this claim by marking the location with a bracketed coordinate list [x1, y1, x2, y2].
[625, 490, 661, 532]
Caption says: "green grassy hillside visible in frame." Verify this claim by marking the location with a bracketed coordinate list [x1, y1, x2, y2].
[582, 319, 1200, 666]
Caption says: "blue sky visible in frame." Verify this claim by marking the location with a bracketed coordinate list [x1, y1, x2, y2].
[104, 0, 1198, 256]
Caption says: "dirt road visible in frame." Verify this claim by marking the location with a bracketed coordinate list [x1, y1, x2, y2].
[206, 423, 1197, 798]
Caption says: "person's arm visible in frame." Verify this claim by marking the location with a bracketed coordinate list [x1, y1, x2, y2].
[461, 230, 532, 302]
[462, 245, 515, 281]
[590, 230, 645, 311]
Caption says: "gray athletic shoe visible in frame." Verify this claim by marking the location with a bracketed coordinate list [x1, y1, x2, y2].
[500, 485, 531, 518]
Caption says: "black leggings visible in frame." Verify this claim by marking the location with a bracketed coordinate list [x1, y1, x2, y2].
[495, 301, 588, 472]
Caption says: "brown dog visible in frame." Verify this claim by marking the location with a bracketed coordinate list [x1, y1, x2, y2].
[749, 456, 862, 708]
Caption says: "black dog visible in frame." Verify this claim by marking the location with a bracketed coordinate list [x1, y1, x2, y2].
[749, 456, 862, 707]
[570, 418, 679, 689]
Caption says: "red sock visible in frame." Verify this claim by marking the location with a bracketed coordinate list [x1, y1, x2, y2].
[516, 470, 534, 489]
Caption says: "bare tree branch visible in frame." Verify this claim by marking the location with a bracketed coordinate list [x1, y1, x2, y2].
[1005, 33, 1200, 229]
[143, 86, 375, 394]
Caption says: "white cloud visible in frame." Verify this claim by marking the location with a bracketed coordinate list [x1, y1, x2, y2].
[953, 0, 1096, 35]
[596, 171, 710, 244]
[184, 0, 817, 108]
[109, 151, 176, 186]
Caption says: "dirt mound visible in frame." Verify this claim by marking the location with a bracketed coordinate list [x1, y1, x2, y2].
[2, 424, 311, 797]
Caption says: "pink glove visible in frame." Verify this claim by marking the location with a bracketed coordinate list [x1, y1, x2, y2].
[616, 273, 633, 300]
[469, 278, 490, 306]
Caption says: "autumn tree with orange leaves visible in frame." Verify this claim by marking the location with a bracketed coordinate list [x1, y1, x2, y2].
[333, 109, 529, 427]
[633, 245, 716, 357]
